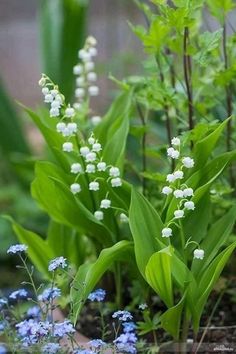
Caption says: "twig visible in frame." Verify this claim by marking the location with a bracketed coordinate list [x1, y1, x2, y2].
[183, 27, 194, 132]
[156, 55, 172, 147]
[223, 21, 235, 189]
[192, 291, 224, 354]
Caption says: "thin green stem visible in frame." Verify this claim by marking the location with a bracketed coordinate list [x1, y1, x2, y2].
[115, 263, 122, 309]
[180, 309, 190, 353]
[183, 27, 194, 133]
[136, 102, 148, 196]
[179, 220, 186, 261]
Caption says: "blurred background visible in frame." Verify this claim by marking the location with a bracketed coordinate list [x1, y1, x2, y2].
[0, 0, 143, 109]
[0, 0, 145, 287]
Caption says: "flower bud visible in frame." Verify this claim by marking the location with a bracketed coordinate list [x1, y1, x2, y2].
[62, 142, 73, 152]
[56, 122, 66, 133]
[173, 190, 184, 198]
[70, 183, 81, 194]
[100, 199, 111, 209]
[88, 86, 99, 96]
[75, 88, 85, 98]
[89, 181, 99, 191]
[171, 137, 180, 146]
[166, 174, 176, 183]
[193, 249, 204, 260]
[182, 157, 194, 168]
[120, 213, 129, 223]
[183, 188, 194, 197]
[162, 186, 173, 195]
[92, 143, 102, 152]
[173, 170, 184, 179]
[184, 201, 195, 210]
[111, 178, 122, 187]
[109, 167, 120, 177]
[97, 162, 106, 171]
[73, 65, 83, 75]
[65, 107, 75, 118]
[167, 147, 180, 159]
[87, 72, 97, 82]
[94, 210, 104, 221]
[71, 163, 82, 174]
[86, 164, 95, 173]
[161, 228, 172, 238]
[80, 146, 90, 157]
[86, 152, 97, 162]
[174, 210, 184, 219]
[91, 116, 102, 126]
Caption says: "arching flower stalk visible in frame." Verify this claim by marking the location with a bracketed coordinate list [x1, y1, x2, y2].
[161, 137, 204, 260]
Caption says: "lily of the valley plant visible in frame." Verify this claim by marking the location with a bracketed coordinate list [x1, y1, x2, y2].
[6, 1, 236, 353]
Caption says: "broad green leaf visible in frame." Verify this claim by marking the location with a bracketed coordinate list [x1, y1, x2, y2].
[102, 113, 130, 168]
[161, 295, 185, 339]
[95, 91, 133, 144]
[192, 205, 236, 276]
[71, 240, 134, 322]
[145, 247, 173, 307]
[170, 254, 198, 324]
[23, 106, 73, 171]
[129, 188, 164, 277]
[47, 220, 88, 268]
[192, 118, 230, 170]
[4, 216, 54, 278]
[183, 193, 211, 246]
[193, 242, 236, 332]
[31, 161, 113, 245]
[189, 150, 236, 195]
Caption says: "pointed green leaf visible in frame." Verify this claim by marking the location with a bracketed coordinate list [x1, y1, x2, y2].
[129, 188, 164, 277]
[71, 240, 134, 322]
[193, 242, 236, 332]
[145, 247, 173, 307]
[161, 295, 185, 339]
[192, 205, 236, 276]
[192, 118, 230, 170]
[4, 216, 54, 278]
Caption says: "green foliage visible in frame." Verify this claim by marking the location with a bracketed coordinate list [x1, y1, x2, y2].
[4, 216, 54, 278]
[145, 247, 174, 308]
[0, 79, 30, 157]
[31, 161, 113, 246]
[71, 240, 134, 322]
[193, 29, 223, 67]
[5, 0, 236, 347]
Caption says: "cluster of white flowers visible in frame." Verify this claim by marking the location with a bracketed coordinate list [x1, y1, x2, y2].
[39, 75, 78, 154]
[39, 37, 126, 227]
[161, 137, 204, 259]
[73, 36, 101, 126]
[67, 133, 124, 222]
[39, 76, 66, 119]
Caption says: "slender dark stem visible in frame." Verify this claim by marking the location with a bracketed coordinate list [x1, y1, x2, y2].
[183, 27, 194, 132]
[156, 56, 172, 146]
[136, 103, 147, 196]
[223, 21, 234, 188]
[223, 22, 233, 148]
